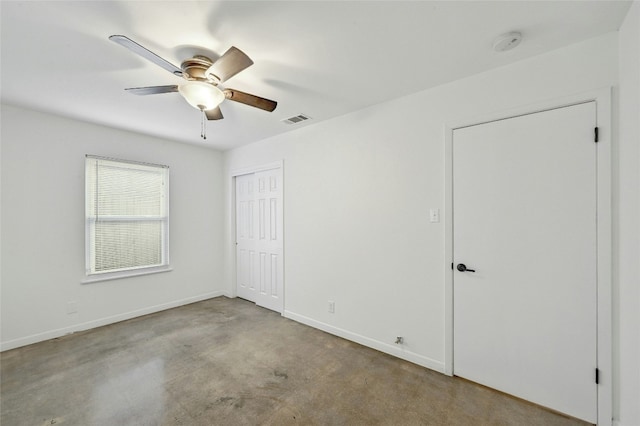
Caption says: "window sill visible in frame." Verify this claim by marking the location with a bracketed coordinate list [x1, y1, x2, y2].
[82, 266, 173, 284]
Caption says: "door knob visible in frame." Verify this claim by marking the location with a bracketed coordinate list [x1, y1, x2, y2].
[457, 263, 476, 272]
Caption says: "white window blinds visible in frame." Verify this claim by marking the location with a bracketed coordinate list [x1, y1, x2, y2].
[86, 156, 169, 276]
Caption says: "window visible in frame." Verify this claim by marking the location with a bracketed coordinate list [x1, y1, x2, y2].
[85, 155, 169, 280]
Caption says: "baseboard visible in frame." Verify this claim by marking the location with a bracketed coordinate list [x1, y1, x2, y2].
[0, 291, 226, 352]
[284, 310, 446, 374]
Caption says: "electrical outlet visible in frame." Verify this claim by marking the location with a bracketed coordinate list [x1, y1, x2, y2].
[66, 301, 78, 314]
[429, 208, 440, 223]
[328, 301, 335, 314]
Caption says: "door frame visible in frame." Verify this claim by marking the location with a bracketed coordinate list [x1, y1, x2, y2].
[230, 161, 284, 312]
[444, 88, 612, 425]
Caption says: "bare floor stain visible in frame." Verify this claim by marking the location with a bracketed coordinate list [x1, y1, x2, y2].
[274, 369, 288, 380]
[1, 297, 588, 426]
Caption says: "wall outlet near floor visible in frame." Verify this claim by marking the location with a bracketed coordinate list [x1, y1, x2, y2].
[429, 208, 440, 223]
[328, 301, 335, 314]
[66, 301, 78, 314]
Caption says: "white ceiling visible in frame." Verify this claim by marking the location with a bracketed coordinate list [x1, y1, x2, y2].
[1, 1, 632, 150]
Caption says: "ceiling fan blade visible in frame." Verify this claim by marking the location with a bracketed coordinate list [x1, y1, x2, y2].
[125, 85, 179, 95]
[109, 35, 183, 77]
[223, 89, 277, 112]
[206, 47, 253, 83]
[205, 107, 224, 120]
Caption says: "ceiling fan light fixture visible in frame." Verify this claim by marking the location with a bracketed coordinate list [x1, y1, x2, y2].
[178, 81, 225, 111]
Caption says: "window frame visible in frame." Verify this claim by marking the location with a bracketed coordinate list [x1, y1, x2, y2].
[84, 155, 171, 283]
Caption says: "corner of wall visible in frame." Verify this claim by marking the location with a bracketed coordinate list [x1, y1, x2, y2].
[614, 1, 640, 425]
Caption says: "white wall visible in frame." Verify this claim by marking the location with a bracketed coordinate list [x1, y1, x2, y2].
[223, 31, 637, 419]
[0, 105, 226, 350]
[615, 2, 640, 425]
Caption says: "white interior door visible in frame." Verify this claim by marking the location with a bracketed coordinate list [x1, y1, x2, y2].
[235, 168, 284, 313]
[453, 102, 597, 423]
[236, 173, 257, 303]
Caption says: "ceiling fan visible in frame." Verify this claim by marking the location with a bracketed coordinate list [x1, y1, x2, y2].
[109, 35, 277, 139]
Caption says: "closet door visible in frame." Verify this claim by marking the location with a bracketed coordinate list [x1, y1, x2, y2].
[235, 168, 284, 313]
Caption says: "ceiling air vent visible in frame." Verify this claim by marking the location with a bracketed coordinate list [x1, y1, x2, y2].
[282, 114, 311, 125]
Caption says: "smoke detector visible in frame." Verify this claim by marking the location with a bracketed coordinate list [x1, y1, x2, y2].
[493, 31, 522, 52]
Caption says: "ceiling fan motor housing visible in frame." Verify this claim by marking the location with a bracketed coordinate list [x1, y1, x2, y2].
[181, 55, 217, 83]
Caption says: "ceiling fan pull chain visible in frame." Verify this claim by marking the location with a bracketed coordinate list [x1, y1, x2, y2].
[200, 109, 207, 140]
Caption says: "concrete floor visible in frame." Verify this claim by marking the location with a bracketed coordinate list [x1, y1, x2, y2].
[1, 297, 588, 426]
